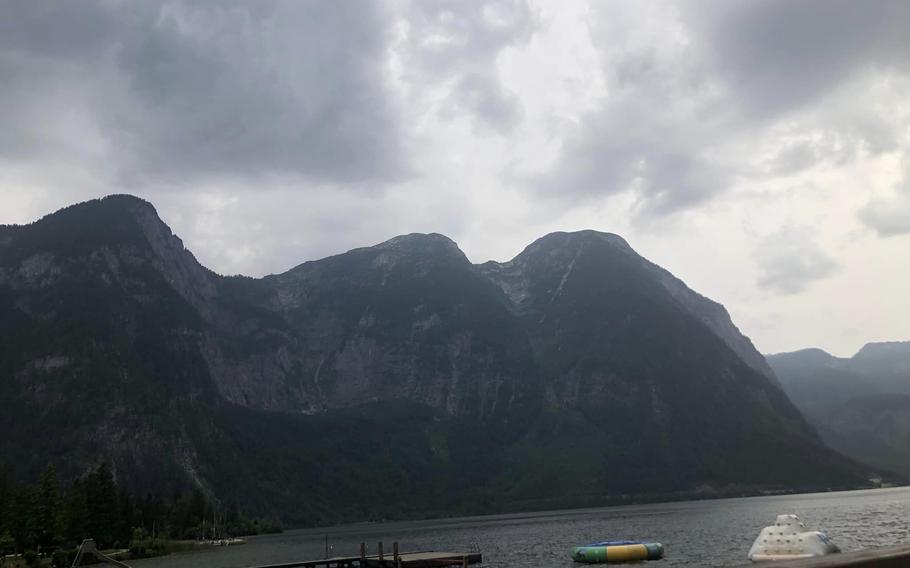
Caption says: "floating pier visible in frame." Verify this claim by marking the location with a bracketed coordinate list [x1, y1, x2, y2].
[246, 541, 481, 568]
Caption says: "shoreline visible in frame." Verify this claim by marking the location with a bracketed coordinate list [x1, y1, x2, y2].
[275, 483, 909, 535]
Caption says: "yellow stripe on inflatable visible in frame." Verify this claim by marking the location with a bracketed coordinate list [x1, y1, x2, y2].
[605, 544, 648, 562]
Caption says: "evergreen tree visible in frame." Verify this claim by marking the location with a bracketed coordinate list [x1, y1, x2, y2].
[0, 467, 16, 555]
[0, 461, 279, 554]
[36, 465, 62, 548]
[10, 484, 38, 552]
[115, 488, 135, 547]
[138, 492, 164, 537]
[62, 478, 88, 545]
[85, 463, 118, 548]
[0, 466, 10, 535]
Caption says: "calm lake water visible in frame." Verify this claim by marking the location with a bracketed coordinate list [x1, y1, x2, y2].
[131, 487, 910, 567]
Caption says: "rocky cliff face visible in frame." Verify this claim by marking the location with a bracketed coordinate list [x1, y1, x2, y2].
[0, 196, 219, 496]
[0, 196, 877, 522]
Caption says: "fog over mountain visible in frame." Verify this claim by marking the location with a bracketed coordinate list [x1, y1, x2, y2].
[769, 342, 910, 477]
[0, 196, 880, 523]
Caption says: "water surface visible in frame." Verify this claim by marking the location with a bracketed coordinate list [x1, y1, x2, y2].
[132, 486, 910, 567]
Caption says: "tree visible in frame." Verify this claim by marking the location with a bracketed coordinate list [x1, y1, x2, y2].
[115, 488, 135, 547]
[36, 465, 62, 548]
[62, 479, 88, 545]
[0, 530, 15, 556]
[0, 466, 10, 536]
[10, 484, 38, 552]
[84, 463, 118, 548]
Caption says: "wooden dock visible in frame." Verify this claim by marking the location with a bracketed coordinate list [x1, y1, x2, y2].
[247, 557, 362, 568]
[246, 542, 481, 568]
[361, 551, 482, 567]
[737, 544, 910, 567]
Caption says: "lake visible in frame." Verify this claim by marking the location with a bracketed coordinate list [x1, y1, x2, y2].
[131, 486, 910, 567]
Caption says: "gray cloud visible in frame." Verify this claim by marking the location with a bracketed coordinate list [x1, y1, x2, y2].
[401, 0, 536, 133]
[858, 164, 910, 237]
[533, 1, 728, 216]
[0, 0, 409, 186]
[754, 227, 839, 295]
[536, 0, 910, 219]
[766, 140, 823, 177]
[535, 125, 723, 216]
[3, 0, 909, 359]
[447, 72, 523, 134]
[859, 196, 910, 237]
[0, 1, 117, 59]
[688, 0, 910, 119]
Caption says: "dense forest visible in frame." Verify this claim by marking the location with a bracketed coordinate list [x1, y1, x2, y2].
[0, 463, 281, 565]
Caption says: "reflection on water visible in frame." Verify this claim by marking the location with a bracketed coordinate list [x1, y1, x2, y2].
[131, 487, 910, 568]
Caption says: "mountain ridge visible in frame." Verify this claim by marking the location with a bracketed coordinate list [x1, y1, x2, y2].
[769, 342, 910, 476]
[0, 195, 880, 523]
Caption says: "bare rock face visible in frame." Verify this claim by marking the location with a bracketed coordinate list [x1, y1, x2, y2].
[0, 196, 876, 519]
[128, 198, 217, 314]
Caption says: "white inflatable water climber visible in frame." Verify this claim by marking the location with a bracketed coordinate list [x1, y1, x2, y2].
[748, 514, 840, 562]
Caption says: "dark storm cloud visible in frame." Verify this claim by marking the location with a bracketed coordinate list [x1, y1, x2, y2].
[0, 1, 116, 58]
[0, 1, 117, 160]
[0, 0, 409, 186]
[689, 0, 910, 118]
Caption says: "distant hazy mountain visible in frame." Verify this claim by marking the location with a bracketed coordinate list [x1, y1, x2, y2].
[768, 343, 910, 475]
[0, 196, 874, 525]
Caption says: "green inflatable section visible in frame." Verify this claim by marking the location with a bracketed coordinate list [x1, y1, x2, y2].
[572, 541, 664, 563]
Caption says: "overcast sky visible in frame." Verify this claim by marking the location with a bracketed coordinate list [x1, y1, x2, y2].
[2, 0, 909, 356]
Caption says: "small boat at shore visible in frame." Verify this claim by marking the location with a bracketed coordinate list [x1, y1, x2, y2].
[210, 537, 246, 546]
[572, 541, 664, 563]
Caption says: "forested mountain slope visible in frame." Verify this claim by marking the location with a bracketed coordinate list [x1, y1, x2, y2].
[0, 196, 877, 524]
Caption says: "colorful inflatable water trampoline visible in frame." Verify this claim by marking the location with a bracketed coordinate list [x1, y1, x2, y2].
[572, 541, 664, 563]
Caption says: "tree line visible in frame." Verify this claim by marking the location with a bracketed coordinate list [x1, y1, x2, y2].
[0, 463, 282, 558]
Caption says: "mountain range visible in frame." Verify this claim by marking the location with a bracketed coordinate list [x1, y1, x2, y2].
[0, 195, 878, 524]
[769, 342, 910, 477]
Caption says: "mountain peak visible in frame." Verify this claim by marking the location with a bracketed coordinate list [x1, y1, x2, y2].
[0, 195, 168, 262]
[525, 230, 633, 255]
[768, 347, 837, 362]
[98, 193, 156, 210]
[1, 194, 215, 309]
[370, 232, 468, 263]
[377, 232, 459, 250]
[854, 341, 910, 358]
[852, 341, 910, 372]
[49, 194, 158, 223]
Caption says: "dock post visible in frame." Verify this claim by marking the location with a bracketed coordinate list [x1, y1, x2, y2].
[325, 534, 329, 558]
[462, 555, 468, 568]
[360, 542, 366, 565]
[393, 542, 400, 567]
[378, 541, 384, 562]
